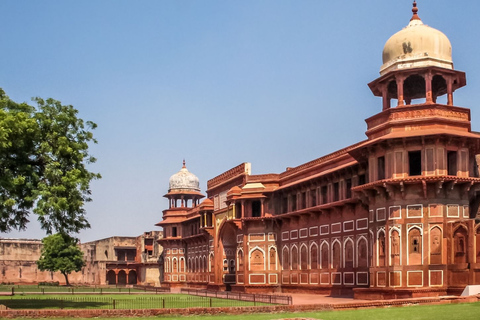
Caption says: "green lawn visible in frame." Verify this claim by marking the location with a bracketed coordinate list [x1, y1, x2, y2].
[0, 293, 268, 309]
[0, 285, 146, 294]
[7, 301, 478, 320]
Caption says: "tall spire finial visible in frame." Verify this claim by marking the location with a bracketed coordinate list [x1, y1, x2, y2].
[411, 1, 421, 21]
[182, 159, 186, 168]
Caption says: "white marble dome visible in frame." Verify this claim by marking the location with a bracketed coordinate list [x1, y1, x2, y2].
[168, 161, 200, 192]
[380, 4, 453, 75]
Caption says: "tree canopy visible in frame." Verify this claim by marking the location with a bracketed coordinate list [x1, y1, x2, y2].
[0, 88, 100, 234]
[37, 233, 85, 286]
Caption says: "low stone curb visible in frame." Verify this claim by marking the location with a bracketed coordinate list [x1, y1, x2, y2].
[0, 295, 478, 318]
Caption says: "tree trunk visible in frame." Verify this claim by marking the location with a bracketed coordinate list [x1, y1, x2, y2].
[62, 271, 70, 286]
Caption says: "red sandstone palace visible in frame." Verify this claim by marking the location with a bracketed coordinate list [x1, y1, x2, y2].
[157, 3, 480, 299]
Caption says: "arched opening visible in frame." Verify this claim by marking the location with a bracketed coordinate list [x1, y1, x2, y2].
[378, 231, 386, 266]
[403, 74, 426, 104]
[390, 230, 400, 265]
[209, 253, 214, 272]
[180, 257, 185, 272]
[172, 258, 178, 273]
[282, 247, 289, 270]
[408, 227, 423, 265]
[106, 270, 116, 285]
[454, 226, 468, 264]
[291, 246, 298, 270]
[117, 270, 127, 285]
[332, 241, 341, 269]
[387, 79, 398, 107]
[128, 270, 137, 284]
[430, 227, 442, 264]
[300, 245, 308, 270]
[219, 222, 237, 284]
[432, 75, 448, 104]
[357, 238, 368, 268]
[321, 242, 329, 269]
[250, 248, 264, 271]
[269, 247, 277, 270]
[344, 240, 354, 268]
[310, 243, 318, 270]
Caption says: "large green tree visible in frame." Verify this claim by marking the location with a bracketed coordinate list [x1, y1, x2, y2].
[37, 233, 85, 286]
[0, 88, 100, 234]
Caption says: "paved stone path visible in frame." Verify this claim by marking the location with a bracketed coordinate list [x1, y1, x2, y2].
[288, 293, 366, 305]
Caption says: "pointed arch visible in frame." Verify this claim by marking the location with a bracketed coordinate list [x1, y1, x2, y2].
[453, 225, 468, 264]
[407, 225, 423, 265]
[309, 242, 319, 270]
[389, 227, 401, 266]
[320, 240, 329, 269]
[291, 244, 299, 270]
[237, 249, 244, 272]
[209, 252, 214, 272]
[356, 236, 368, 268]
[268, 246, 277, 271]
[282, 245, 289, 270]
[172, 257, 178, 273]
[377, 229, 386, 266]
[343, 238, 354, 268]
[300, 243, 308, 270]
[332, 239, 341, 269]
[249, 246, 265, 271]
[429, 226, 442, 264]
[179, 257, 185, 273]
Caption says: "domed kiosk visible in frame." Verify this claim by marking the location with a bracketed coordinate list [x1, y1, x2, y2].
[164, 160, 204, 209]
[369, 1, 466, 112]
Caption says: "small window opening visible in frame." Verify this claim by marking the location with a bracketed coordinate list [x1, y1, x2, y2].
[333, 182, 339, 202]
[321, 186, 328, 204]
[310, 189, 317, 207]
[378, 156, 385, 180]
[448, 151, 457, 176]
[291, 194, 297, 212]
[172, 227, 177, 237]
[281, 197, 288, 214]
[252, 200, 261, 217]
[358, 174, 366, 185]
[409, 151, 422, 176]
[346, 179, 352, 199]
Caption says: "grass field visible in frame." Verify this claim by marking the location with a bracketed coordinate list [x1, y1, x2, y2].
[7, 301, 479, 320]
[0, 293, 268, 309]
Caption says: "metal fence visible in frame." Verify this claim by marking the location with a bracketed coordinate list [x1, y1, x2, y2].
[180, 288, 292, 305]
[0, 295, 268, 310]
[2, 285, 170, 295]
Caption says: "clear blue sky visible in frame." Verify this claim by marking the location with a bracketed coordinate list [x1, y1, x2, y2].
[1, 0, 480, 242]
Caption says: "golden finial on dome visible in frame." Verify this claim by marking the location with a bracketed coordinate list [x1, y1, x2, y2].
[182, 159, 186, 168]
[411, 1, 421, 21]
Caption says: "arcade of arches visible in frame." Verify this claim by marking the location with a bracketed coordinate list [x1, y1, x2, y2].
[157, 3, 480, 299]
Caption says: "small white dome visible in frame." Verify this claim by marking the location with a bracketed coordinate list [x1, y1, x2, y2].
[168, 161, 200, 192]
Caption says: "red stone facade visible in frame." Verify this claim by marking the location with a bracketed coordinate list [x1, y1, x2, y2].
[157, 5, 480, 299]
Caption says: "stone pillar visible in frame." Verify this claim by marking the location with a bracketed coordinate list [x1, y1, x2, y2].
[381, 84, 390, 110]
[447, 77, 454, 106]
[425, 72, 433, 104]
[396, 75, 405, 106]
